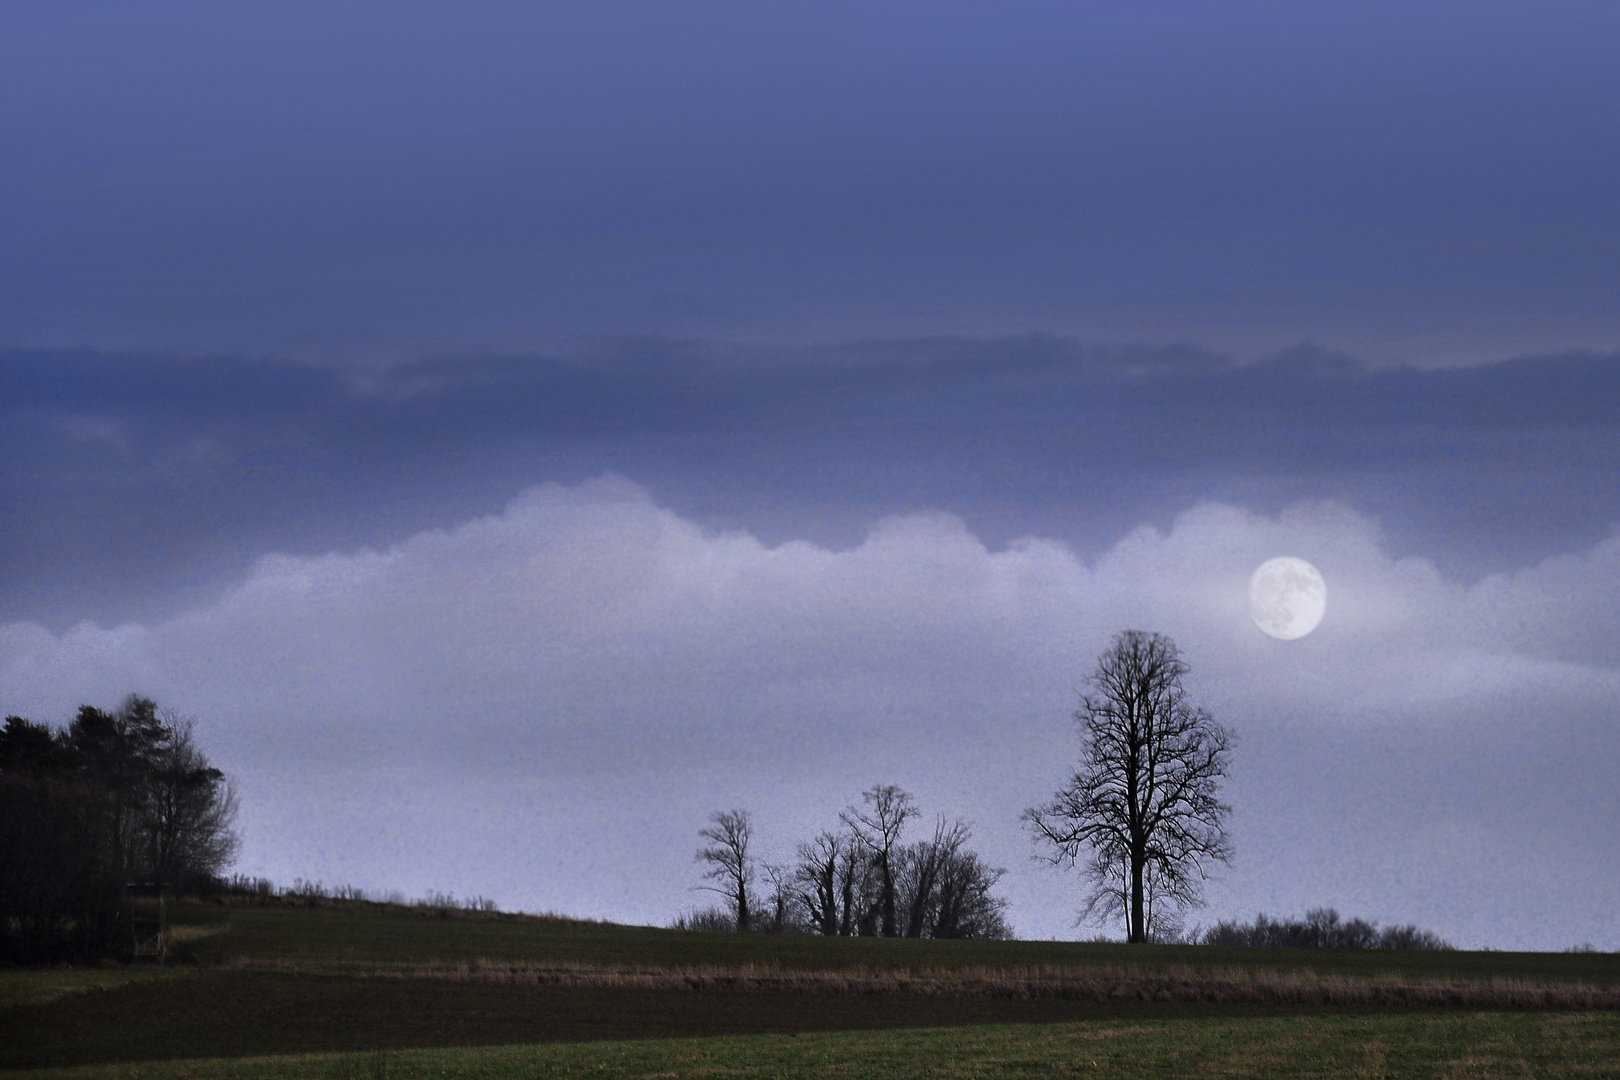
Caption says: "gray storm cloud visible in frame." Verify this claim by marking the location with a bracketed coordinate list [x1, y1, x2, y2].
[2, 476, 1616, 946]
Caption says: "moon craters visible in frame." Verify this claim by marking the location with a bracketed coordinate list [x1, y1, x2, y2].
[1249, 557, 1326, 640]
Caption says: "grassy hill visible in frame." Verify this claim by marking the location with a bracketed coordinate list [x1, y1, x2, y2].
[160, 898, 1620, 985]
[3, 898, 1617, 1078]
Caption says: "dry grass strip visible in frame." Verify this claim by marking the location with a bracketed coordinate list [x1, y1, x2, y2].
[222, 957, 1620, 1010]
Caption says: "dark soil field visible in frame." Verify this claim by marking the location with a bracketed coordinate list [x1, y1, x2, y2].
[4, 899, 1618, 1078]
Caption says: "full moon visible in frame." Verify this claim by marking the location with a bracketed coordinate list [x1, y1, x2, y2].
[1249, 557, 1326, 640]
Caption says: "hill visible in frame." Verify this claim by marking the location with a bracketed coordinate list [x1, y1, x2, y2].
[3, 898, 1617, 1077]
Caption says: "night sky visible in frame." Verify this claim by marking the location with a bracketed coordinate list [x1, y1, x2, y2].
[3, 1, 1618, 948]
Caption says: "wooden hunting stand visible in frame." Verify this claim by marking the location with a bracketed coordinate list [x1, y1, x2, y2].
[127, 883, 168, 964]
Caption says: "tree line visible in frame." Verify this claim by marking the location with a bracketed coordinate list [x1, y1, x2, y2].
[688, 784, 1012, 940]
[6, 632, 1452, 962]
[0, 696, 239, 963]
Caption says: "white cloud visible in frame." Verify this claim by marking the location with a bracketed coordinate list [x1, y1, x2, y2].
[2, 476, 1617, 947]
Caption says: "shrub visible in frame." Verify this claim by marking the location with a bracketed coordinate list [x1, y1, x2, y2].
[1202, 908, 1451, 950]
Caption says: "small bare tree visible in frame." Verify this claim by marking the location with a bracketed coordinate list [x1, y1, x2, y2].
[794, 830, 844, 936]
[841, 784, 917, 937]
[1024, 630, 1233, 944]
[695, 809, 754, 932]
[758, 861, 798, 933]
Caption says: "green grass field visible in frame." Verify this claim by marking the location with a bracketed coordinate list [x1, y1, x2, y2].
[4, 899, 1618, 1078]
[9, 1013, 1620, 1080]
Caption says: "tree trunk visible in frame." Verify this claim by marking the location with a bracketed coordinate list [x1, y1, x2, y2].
[838, 861, 854, 936]
[880, 863, 897, 937]
[817, 861, 839, 935]
[1129, 852, 1145, 943]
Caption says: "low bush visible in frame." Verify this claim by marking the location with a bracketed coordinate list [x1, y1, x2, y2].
[1202, 908, 1451, 950]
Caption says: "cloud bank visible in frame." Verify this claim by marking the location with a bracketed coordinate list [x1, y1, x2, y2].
[8, 344, 1620, 629]
[3, 477, 1617, 946]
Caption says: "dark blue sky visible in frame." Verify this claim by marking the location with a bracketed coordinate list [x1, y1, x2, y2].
[3, 2, 1619, 947]
[5, 1, 1619, 361]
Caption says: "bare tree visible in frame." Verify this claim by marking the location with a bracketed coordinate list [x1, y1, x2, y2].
[142, 716, 239, 895]
[898, 816, 970, 938]
[892, 818, 1014, 940]
[838, 834, 875, 936]
[794, 830, 844, 936]
[841, 784, 917, 937]
[1024, 630, 1233, 944]
[696, 809, 754, 932]
[758, 861, 800, 933]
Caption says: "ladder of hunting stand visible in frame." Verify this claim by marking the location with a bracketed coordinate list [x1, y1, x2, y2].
[130, 886, 167, 963]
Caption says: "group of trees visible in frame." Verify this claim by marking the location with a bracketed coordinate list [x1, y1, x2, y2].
[693, 784, 1012, 940]
[0, 695, 238, 963]
[686, 632, 1239, 946]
